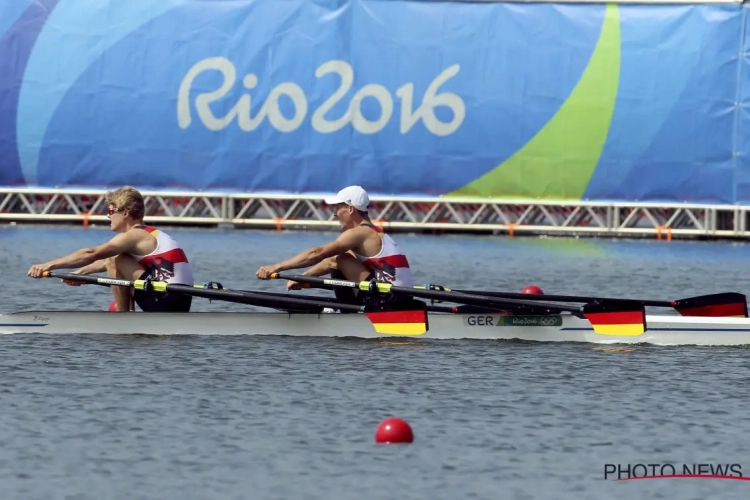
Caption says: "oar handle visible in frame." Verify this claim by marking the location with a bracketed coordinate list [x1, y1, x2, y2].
[42, 271, 135, 287]
[272, 272, 356, 287]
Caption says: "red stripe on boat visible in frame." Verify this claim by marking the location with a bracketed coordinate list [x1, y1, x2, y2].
[584, 310, 644, 325]
[364, 310, 426, 324]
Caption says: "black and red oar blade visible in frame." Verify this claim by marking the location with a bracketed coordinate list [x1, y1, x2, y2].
[673, 293, 748, 318]
[581, 300, 647, 336]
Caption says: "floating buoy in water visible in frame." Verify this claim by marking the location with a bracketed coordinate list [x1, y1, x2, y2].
[375, 417, 414, 444]
[521, 285, 544, 295]
[108, 300, 118, 312]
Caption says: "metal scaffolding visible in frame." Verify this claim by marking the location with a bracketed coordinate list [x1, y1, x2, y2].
[1, 187, 748, 240]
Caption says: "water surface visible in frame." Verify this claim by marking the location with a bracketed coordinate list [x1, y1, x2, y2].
[2, 225, 750, 499]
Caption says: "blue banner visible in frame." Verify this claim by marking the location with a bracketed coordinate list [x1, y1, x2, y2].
[0, 0, 749, 203]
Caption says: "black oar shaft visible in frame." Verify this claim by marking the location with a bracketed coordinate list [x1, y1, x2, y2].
[167, 283, 366, 312]
[42, 272, 365, 313]
[392, 285, 578, 313]
[275, 273, 581, 314]
[259, 285, 484, 314]
[281, 275, 744, 314]
[454, 289, 671, 307]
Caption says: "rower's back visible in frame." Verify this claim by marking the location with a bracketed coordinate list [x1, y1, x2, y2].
[128, 225, 195, 285]
[354, 223, 414, 287]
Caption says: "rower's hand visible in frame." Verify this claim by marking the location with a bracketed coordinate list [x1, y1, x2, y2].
[256, 266, 277, 280]
[27, 263, 51, 278]
[62, 269, 84, 286]
[286, 280, 304, 291]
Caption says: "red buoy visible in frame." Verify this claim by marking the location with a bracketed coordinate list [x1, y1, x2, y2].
[375, 417, 414, 444]
[521, 285, 544, 295]
[108, 300, 118, 312]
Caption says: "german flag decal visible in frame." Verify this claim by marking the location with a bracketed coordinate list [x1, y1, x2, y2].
[674, 293, 748, 318]
[364, 310, 428, 335]
[582, 300, 647, 336]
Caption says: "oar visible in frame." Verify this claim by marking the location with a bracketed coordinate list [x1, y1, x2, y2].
[271, 273, 580, 313]
[41, 271, 368, 313]
[270, 273, 649, 335]
[271, 279, 552, 315]
[239, 288, 459, 314]
[426, 288, 748, 318]
[41, 271, 432, 335]
[280, 274, 746, 318]
[271, 273, 629, 314]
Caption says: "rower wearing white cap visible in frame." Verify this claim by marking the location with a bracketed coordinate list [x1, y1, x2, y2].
[255, 185, 414, 304]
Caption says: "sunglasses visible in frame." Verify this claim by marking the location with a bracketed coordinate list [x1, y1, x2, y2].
[106, 206, 122, 218]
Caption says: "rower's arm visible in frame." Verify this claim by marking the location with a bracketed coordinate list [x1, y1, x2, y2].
[271, 230, 363, 272]
[45, 232, 143, 270]
[75, 259, 109, 275]
[300, 257, 336, 277]
[300, 249, 359, 277]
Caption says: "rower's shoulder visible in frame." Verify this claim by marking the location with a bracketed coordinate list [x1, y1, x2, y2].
[352, 224, 383, 239]
[127, 225, 157, 239]
[335, 226, 375, 248]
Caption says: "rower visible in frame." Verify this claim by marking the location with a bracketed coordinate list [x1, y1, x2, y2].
[255, 185, 416, 308]
[27, 185, 194, 312]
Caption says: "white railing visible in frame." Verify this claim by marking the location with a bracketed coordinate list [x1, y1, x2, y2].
[1, 187, 747, 240]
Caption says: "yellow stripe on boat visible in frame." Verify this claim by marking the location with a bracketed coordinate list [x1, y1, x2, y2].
[371, 323, 427, 335]
[592, 323, 645, 336]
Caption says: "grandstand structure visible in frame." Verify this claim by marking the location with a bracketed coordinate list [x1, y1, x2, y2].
[0, 187, 744, 240]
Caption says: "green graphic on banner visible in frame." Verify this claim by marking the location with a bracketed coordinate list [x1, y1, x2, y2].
[449, 4, 620, 201]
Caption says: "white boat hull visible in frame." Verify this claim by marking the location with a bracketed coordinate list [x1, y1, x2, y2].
[2, 310, 750, 345]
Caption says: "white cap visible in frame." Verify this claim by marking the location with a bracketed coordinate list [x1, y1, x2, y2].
[324, 186, 370, 211]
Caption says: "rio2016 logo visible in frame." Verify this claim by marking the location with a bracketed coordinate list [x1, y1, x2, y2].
[177, 57, 465, 136]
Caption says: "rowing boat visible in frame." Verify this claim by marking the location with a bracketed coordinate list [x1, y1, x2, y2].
[9, 271, 748, 346]
[2, 310, 750, 345]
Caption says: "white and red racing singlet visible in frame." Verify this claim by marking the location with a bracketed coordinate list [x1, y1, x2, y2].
[354, 224, 414, 287]
[128, 225, 194, 285]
